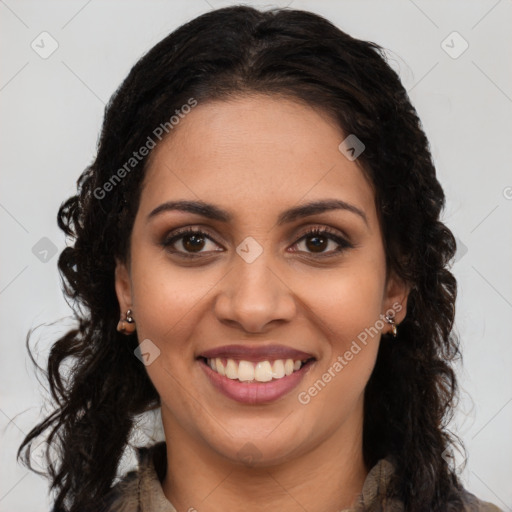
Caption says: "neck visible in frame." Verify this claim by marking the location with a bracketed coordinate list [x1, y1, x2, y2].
[161, 409, 368, 512]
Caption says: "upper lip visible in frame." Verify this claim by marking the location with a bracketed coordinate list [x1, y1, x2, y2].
[198, 344, 315, 362]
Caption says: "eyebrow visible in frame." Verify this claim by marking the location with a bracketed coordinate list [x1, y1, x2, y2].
[147, 199, 368, 226]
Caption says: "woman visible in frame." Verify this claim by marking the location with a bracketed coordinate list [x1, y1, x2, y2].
[18, 5, 503, 512]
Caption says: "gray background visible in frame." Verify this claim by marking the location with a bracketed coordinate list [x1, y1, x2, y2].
[1, 0, 511, 510]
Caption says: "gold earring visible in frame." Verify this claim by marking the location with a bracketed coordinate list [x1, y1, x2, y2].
[117, 308, 136, 334]
[384, 314, 398, 338]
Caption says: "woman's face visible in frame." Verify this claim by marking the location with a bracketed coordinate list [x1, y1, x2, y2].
[116, 95, 408, 466]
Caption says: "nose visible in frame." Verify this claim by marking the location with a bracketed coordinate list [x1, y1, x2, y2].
[213, 252, 297, 334]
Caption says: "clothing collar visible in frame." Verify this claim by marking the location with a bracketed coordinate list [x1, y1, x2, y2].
[132, 442, 402, 512]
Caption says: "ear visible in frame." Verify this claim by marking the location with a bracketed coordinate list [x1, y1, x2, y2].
[115, 259, 133, 315]
[383, 270, 410, 326]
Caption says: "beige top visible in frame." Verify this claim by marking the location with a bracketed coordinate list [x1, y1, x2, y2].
[101, 442, 504, 512]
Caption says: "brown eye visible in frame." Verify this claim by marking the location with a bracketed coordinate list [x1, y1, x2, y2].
[304, 233, 329, 253]
[292, 227, 352, 256]
[162, 228, 223, 257]
[181, 233, 206, 252]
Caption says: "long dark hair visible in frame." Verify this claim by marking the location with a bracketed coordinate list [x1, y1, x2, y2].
[18, 6, 465, 511]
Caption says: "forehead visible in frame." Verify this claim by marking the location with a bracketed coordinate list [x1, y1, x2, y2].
[140, 95, 376, 223]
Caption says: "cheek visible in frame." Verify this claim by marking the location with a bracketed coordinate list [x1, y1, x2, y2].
[127, 252, 210, 411]
[294, 256, 386, 399]
[295, 270, 384, 426]
[301, 264, 385, 344]
[129, 249, 218, 346]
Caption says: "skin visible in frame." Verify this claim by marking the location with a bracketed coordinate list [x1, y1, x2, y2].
[115, 95, 409, 512]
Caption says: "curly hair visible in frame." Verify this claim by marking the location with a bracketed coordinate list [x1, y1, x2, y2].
[18, 6, 465, 512]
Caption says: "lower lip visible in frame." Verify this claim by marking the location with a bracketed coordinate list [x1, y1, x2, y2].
[199, 359, 315, 405]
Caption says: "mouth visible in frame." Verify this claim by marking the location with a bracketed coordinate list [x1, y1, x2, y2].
[196, 345, 316, 404]
[198, 356, 315, 382]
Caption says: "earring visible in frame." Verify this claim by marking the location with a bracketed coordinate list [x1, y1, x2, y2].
[384, 313, 398, 338]
[117, 308, 136, 334]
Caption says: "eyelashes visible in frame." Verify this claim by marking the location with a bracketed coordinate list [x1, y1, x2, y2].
[161, 226, 354, 260]
[162, 227, 223, 258]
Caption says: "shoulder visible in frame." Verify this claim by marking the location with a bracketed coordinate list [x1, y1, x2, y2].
[459, 487, 505, 512]
[361, 457, 504, 512]
[95, 442, 172, 512]
[95, 470, 140, 512]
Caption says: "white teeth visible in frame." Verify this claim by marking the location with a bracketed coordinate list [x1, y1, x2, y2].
[215, 358, 225, 376]
[238, 360, 255, 381]
[254, 361, 273, 382]
[225, 359, 238, 380]
[271, 359, 285, 379]
[284, 359, 294, 376]
[206, 357, 310, 382]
